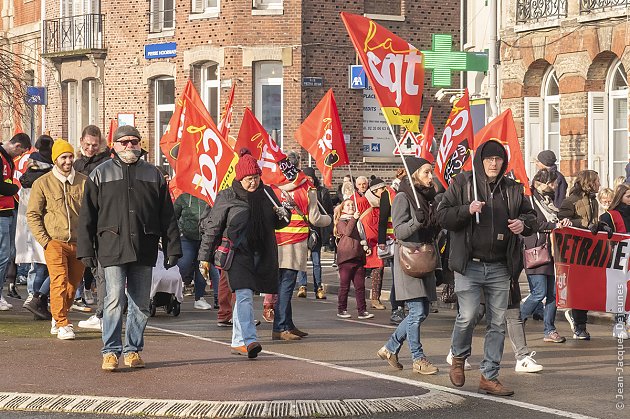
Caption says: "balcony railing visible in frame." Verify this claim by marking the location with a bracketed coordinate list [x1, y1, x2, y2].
[149, 9, 176, 33]
[516, 0, 568, 23]
[43, 14, 105, 55]
[580, 0, 630, 14]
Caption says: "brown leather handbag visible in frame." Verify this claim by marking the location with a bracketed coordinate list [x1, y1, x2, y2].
[523, 234, 552, 269]
[398, 242, 438, 278]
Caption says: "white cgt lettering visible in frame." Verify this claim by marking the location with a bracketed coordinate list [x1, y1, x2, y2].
[366, 47, 421, 107]
[436, 110, 469, 172]
[192, 127, 224, 202]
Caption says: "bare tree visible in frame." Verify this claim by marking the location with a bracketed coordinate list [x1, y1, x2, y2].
[0, 44, 39, 127]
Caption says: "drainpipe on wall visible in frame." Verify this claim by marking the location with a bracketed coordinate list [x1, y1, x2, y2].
[488, 0, 498, 119]
[40, 0, 46, 133]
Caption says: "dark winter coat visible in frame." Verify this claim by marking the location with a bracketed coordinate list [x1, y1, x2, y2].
[558, 190, 598, 229]
[437, 141, 537, 306]
[600, 203, 630, 233]
[552, 169, 568, 209]
[174, 193, 208, 241]
[77, 152, 182, 268]
[197, 181, 289, 293]
[73, 149, 112, 176]
[19, 153, 53, 189]
[523, 191, 557, 276]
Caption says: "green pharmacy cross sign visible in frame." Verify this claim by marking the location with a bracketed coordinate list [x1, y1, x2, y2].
[421, 34, 489, 87]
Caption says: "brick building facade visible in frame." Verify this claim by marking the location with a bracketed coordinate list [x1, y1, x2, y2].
[38, 0, 461, 182]
[500, 0, 630, 186]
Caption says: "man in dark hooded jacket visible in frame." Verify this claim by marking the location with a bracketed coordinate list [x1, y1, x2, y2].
[437, 140, 537, 396]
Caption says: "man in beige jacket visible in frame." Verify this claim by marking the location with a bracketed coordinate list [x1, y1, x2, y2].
[27, 140, 87, 340]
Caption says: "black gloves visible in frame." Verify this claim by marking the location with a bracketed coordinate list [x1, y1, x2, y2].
[81, 257, 97, 269]
[164, 255, 179, 270]
[589, 222, 614, 239]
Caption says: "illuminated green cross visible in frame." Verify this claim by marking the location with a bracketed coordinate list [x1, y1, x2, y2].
[421, 34, 489, 87]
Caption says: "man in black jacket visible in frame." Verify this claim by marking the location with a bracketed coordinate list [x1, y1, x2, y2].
[437, 140, 536, 396]
[77, 125, 181, 371]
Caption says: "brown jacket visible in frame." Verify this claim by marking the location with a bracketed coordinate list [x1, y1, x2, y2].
[335, 216, 365, 265]
[27, 167, 87, 248]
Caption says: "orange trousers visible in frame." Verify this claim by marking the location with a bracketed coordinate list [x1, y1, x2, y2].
[44, 240, 85, 327]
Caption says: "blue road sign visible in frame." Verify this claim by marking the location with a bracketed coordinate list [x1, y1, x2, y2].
[144, 42, 177, 60]
[25, 87, 46, 105]
[349, 65, 366, 89]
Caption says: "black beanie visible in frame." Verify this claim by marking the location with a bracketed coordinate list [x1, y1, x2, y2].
[369, 177, 386, 191]
[35, 135, 54, 163]
[404, 156, 431, 176]
[537, 150, 557, 167]
[481, 141, 505, 160]
[302, 167, 316, 179]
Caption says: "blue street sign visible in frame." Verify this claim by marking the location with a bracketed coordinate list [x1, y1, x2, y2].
[144, 42, 177, 60]
[25, 87, 47, 105]
[349, 65, 366, 89]
[371, 143, 380, 152]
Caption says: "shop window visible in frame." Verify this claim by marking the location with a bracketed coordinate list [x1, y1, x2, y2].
[254, 61, 283, 147]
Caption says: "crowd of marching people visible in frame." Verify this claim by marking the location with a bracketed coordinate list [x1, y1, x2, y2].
[2, 125, 630, 395]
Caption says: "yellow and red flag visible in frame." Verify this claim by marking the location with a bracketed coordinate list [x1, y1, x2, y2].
[415, 107, 435, 163]
[340, 12, 424, 133]
[217, 85, 235, 142]
[235, 108, 304, 186]
[295, 89, 349, 187]
[473, 108, 531, 194]
[435, 89, 474, 188]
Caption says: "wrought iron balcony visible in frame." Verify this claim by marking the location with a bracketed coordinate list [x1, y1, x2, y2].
[580, 0, 630, 14]
[43, 14, 105, 56]
[516, 0, 568, 23]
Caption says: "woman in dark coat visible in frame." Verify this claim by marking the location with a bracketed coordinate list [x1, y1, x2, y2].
[198, 149, 290, 358]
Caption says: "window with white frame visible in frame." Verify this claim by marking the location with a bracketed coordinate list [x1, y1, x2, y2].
[254, 61, 283, 147]
[608, 62, 628, 184]
[82, 79, 100, 128]
[253, 0, 283, 10]
[154, 77, 175, 172]
[65, 80, 79, 147]
[201, 62, 220, 124]
[150, 0, 175, 33]
[543, 69, 560, 163]
[191, 0, 219, 13]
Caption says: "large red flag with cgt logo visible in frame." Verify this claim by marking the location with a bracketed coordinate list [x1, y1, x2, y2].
[295, 89, 349, 187]
[415, 107, 435, 163]
[435, 89, 475, 188]
[340, 12, 424, 133]
[473, 108, 531, 195]
[174, 93, 238, 205]
[235, 108, 304, 186]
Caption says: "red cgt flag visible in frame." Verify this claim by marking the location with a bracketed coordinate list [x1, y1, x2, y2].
[217, 85, 235, 141]
[340, 12, 424, 133]
[295, 89, 349, 187]
[415, 107, 435, 163]
[473, 108, 531, 195]
[106, 118, 118, 148]
[435, 89, 475, 189]
[235, 108, 304, 186]
[174, 92, 237, 205]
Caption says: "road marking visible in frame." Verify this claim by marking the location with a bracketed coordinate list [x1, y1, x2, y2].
[147, 325, 596, 419]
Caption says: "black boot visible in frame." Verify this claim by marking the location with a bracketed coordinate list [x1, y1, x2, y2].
[7, 283, 21, 299]
[25, 293, 50, 320]
[38, 294, 52, 320]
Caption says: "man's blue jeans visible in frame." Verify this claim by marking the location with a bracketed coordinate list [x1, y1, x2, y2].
[0, 212, 16, 299]
[27, 263, 49, 295]
[521, 274, 557, 335]
[451, 260, 510, 380]
[273, 268, 298, 332]
[297, 248, 322, 291]
[232, 288, 257, 347]
[177, 237, 206, 300]
[385, 297, 430, 360]
[102, 263, 152, 356]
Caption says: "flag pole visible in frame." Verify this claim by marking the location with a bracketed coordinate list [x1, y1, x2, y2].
[263, 189, 290, 223]
[347, 164, 358, 208]
[470, 149, 481, 224]
[385, 123, 421, 208]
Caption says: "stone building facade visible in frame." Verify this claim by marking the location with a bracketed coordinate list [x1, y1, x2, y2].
[38, 0, 461, 181]
[500, 0, 630, 186]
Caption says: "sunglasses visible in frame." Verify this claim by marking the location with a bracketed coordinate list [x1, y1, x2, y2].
[115, 139, 140, 146]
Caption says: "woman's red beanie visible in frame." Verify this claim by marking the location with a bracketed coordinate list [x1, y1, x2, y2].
[235, 148, 262, 181]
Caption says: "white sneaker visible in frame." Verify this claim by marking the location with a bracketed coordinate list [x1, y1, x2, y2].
[564, 310, 575, 333]
[613, 323, 629, 339]
[57, 325, 76, 340]
[50, 319, 59, 335]
[84, 290, 95, 305]
[23, 293, 34, 308]
[78, 315, 102, 330]
[194, 297, 212, 310]
[515, 351, 543, 373]
[446, 350, 472, 370]
[0, 297, 13, 310]
[337, 311, 351, 318]
[358, 311, 374, 319]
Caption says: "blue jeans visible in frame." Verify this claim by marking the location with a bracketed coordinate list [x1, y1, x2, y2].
[0, 212, 16, 298]
[27, 263, 50, 295]
[177, 237, 206, 300]
[521, 274, 557, 335]
[232, 288, 257, 347]
[451, 260, 510, 380]
[102, 263, 152, 356]
[385, 297, 430, 361]
[273, 268, 298, 332]
[297, 248, 322, 291]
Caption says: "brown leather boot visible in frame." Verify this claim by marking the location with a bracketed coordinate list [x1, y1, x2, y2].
[478, 375, 514, 396]
[449, 356, 466, 387]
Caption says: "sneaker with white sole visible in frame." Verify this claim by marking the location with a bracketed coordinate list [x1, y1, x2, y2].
[83, 290, 95, 305]
[564, 310, 575, 333]
[78, 315, 102, 330]
[612, 323, 629, 339]
[446, 350, 472, 370]
[194, 297, 212, 310]
[0, 297, 13, 310]
[71, 299, 92, 312]
[57, 325, 75, 340]
[515, 351, 543, 373]
[22, 293, 34, 308]
[50, 319, 59, 335]
[357, 311, 374, 320]
[337, 311, 351, 318]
